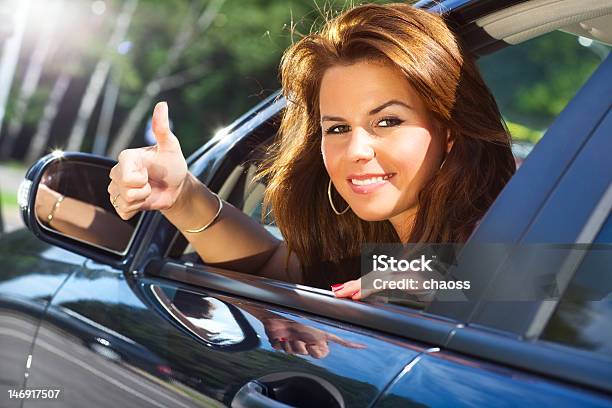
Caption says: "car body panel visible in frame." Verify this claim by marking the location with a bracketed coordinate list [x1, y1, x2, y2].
[374, 351, 612, 407]
[22, 259, 425, 407]
[0, 230, 85, 407]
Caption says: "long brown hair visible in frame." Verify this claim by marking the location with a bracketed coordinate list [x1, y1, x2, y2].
[257, 3, 515, 276]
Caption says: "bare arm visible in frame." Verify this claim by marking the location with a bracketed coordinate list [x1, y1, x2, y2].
[36, 184, 134, 251]
[161, 171, 290, 275]
[108, 102, 302, 282]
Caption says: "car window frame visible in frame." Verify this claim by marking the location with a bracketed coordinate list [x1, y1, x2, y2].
[149, 13, 611, 334]
[428, 53, 612, 333]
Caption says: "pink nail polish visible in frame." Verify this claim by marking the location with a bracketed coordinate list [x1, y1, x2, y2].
[349, 290, 359, 297]
[331, 284, 344, 291]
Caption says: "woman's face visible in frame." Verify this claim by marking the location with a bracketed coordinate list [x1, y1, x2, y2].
[319, 59, 452, 236]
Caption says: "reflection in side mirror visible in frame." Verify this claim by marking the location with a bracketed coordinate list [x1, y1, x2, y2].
[34, 160, 140, 254]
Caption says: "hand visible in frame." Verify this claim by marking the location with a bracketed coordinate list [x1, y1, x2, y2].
[263, 317, 366, 359]
[331, 278, 365, 300]
[331, 268, 442, 302]
[108, 102, 188, 220]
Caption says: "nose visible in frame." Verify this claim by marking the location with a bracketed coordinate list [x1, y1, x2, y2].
[345, 127, 375, 162]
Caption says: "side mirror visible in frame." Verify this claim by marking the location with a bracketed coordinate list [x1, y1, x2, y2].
[18, 152, 144, 261]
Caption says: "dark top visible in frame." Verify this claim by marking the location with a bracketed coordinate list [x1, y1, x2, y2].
[301, 244, 459, 292]
[302, 256, 363, 290]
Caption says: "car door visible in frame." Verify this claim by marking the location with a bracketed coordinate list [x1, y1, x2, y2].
[0, 230, 87, 408]
[21, 250, 441, 407]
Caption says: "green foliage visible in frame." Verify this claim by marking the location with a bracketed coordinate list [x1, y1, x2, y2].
[478, 31, 609, 137]
[3, 0, 608, 158]
[105, 0, 402, 153]
[0, 190, 17, 209]
[505, 119, 543, 144]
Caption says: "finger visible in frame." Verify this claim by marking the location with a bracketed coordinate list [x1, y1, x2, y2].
[351, 289, 363, 300]
[106, 180, 151, 208]
[111, 197, 143, 220]
[327, 333, 367, 349]
[109, 163, 119, 181]
[357, 285, 380, 300]
[107, 180, 146, 209]
[117, 197, 146, 215]
[113, 194, 145, 214]
[281, 340, 293, 355]
[152, 101, 179, 151]
[270, 339, 283, 351]
[115, 149, 149, 188]
[290, 341, 308, 355]
[108, 181, 144, 220]
[332, 279, 360, 298]
[305, 343, 328, 359]
[117, 208, 140, 221]
[123, 183, 152, 204]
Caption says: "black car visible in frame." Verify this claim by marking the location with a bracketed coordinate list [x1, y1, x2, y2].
[1, 0, 612, 407]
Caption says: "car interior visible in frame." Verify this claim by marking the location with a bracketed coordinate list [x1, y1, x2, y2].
[466, 0, 612, 52]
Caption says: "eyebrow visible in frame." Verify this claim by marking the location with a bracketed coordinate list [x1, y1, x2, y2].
[320, 99, 414, 122]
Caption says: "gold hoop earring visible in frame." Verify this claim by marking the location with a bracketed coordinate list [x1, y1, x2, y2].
[328, 179, 350, 215]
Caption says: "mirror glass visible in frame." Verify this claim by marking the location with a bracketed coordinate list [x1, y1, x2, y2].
[35, 160, 140, 254]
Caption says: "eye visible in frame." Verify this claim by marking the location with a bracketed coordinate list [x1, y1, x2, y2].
[324, 124, 351, 135]
[377, 117, 404, 128]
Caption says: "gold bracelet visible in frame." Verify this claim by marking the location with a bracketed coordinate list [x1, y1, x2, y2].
[185, 192, 223, 233]
[47, 195, 65, 224]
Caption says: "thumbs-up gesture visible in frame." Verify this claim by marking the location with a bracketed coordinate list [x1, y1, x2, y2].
[108, 102, 188, 220]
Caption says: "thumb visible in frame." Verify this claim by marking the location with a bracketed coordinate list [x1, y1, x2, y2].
[151, 101, 178, 150]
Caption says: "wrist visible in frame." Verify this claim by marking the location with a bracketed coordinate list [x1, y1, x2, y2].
[162, 172, 195, 217]
[36, 186, 61, 217]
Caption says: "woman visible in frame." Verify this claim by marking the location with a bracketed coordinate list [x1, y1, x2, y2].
[108, 3, 515, 300]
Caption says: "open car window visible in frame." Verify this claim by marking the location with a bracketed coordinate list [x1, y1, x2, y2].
[176, 27, 611, 316]
[182, 143, 282, 260]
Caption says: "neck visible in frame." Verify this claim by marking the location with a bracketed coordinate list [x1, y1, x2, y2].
[389, 207, 418, 243]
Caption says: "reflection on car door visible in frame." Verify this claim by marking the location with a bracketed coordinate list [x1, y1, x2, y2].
[22, 258, 431, 407]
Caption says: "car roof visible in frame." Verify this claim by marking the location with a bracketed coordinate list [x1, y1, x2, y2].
[416, 0, 612, 56]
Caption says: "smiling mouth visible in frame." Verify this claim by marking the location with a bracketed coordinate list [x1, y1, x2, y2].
[348, 173, 395, 186]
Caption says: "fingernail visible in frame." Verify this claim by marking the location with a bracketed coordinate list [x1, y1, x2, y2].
[330, 284, 344, 291]
[349, 290, 359, 297]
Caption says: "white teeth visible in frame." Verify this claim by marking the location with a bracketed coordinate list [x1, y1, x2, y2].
[351, 174, 392, 185]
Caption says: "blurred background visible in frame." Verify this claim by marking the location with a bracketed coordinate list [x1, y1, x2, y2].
[0, 0, 609, 233]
